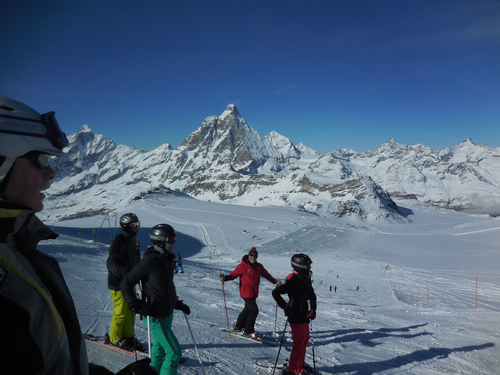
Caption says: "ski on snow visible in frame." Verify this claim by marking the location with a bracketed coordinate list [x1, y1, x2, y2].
[84, 334, 148, 359]
[254, 360, 321, 374]
[84, 334, 189, 363]
[217, 327, 282, 346]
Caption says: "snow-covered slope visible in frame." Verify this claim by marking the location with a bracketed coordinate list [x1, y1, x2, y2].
[45, 194, 500, 374]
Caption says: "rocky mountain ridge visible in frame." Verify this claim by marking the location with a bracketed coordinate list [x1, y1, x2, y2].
[42, 105, 500, 223]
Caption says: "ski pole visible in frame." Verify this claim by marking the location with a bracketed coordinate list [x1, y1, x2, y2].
[147, 315, 152, 359]
[130, 309, 139, 361]
[184, 313, 206, 375]
[310, 320, 316, 375]
[273, 303, 278, 337]
[272, 317, 289, 375]
[221, 281, 231, 337]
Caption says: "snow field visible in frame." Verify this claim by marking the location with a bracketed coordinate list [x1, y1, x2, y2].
[41, 196, 500, 374]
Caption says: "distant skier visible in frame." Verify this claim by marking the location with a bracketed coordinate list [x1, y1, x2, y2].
[219, 247, 281, 339]
[106, 213, 143, 351]
[121, 224, 190, 375]
[273, 253, 317, 375]
[174, 253, 183, 273]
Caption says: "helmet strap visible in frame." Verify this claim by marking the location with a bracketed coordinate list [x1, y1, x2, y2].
[153, 244, 166, 254]
[0, 157, 15, 193]
[153, 243, 172, 254]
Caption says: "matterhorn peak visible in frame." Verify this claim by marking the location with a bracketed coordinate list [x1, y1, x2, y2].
[461, 137, 473, 145]
[220, 103, 242, 120]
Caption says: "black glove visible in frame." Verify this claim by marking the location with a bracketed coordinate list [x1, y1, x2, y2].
[130, 299, 154, 316]
[219, 273, 226, 282]
[175, 300, 191, 315]
[284, 305, 293, 317]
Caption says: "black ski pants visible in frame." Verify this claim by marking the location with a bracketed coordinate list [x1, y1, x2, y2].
[236, 298, 259, 334]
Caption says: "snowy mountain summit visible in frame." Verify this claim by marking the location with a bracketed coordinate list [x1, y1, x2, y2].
[43, 105, 500, 223]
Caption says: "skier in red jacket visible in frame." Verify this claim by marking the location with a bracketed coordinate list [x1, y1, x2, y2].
[219, 247, 281, 339]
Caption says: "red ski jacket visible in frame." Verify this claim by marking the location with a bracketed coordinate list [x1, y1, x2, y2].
[225, 255, 277, 298]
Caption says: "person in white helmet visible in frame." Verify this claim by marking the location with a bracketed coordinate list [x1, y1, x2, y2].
[0, 96, 112, 375]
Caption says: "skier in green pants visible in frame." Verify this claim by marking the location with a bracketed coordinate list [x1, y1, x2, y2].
[120, 224, 190, 375]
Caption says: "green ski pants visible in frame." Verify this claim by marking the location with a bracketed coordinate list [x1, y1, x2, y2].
[144, 313, 182, 375]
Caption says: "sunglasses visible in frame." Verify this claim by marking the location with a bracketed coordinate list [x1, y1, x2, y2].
[166, 237, 176, 245]
[20, 151, 52, 169]
[129, 221, 141, 228]
[249, 254, 257, 258]
[0, 111, 69, 151]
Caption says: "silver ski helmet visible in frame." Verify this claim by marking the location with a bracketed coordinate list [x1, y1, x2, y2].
[0, 96, 69, 186]
[120, 213, 140, 230]
[150, 224, 176, 245]
[291, 253, 312, 274]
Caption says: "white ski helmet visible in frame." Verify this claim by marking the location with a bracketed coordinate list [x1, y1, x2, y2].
[0, 95, 68, 185]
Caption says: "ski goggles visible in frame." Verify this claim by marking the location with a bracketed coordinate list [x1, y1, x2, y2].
[0, 111, 69, 151]
[20, 151, 52, 169]
[166, 236, 176, 245]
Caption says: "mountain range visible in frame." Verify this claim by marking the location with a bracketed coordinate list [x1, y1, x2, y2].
[42, 104, 500, 223]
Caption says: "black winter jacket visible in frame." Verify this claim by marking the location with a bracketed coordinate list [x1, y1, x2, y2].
[0, 203, 88, 375]
[272, 271, 317, 324]
[107, 230, 140, 290]
[120, 246, 179, 318]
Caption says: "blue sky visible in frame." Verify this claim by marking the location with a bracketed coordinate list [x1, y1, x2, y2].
[2, 1, 499, 154]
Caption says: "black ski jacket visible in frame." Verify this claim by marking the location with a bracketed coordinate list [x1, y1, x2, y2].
[120, 246, 179, 318]
[107, 230, 140, 291]
[272, 270, 317, 324]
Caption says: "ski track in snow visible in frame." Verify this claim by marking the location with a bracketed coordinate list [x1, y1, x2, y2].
[41, 197, 500, 374]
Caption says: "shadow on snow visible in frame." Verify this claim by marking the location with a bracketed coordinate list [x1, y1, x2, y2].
[328, 342, 494, 374]
[314, 323, 431, 348]
[45, 226, 205, 257]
